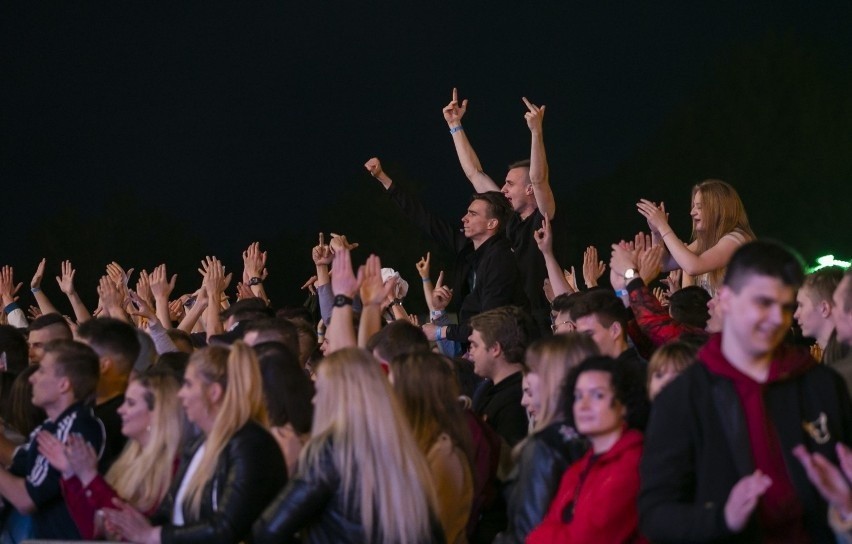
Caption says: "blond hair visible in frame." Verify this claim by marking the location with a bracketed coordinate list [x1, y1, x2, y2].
[690, 180, 755, 290]
[181, 342, 267, 519]
[105, 370, 187, 512]
[305, 348, 436, 544]
[524, 333, 599, 431]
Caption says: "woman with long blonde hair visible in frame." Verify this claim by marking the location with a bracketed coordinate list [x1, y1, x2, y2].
[38, 368, 187, 539]
[495, 333, 599, 544]
[391, 352, 475, 544]
[252, 348, 444, 544]
[638, 179, 755, 295]
[102, 341, 286, 544]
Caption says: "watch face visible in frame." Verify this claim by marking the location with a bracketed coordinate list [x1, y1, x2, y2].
[249, 277, 261, 286]
[624, 269, 636, 279]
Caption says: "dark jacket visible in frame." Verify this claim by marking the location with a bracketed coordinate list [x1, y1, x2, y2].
[494, 422, 588, 544]
[472, 371, 529, 448]
[386, 181, 522, 343]
[251, 439, 445, 544]
[639, 334, 852, 543]
[154, 421, 287, 544]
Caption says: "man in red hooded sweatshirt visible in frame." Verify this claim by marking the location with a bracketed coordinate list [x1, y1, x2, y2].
[639, 240, 852, 543]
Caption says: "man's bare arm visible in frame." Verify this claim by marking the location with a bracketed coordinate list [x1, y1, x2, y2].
[443, 88, 500, 193]
[523, 97, 556, 219]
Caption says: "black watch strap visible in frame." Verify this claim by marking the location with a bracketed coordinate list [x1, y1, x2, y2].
[333, 294, 354, 308]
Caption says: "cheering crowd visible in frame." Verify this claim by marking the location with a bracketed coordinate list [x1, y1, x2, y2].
[0, 89, 850, 543]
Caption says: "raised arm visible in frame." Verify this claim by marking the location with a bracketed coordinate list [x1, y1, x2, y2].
[357, 255, 394, 348]
[242, 242, 269, 303]
[443, 88, 500, 193]
[30, 258, 61, 316]
[56, 260, 92, 324]
[325, 248, 360, 351]
[523, 97, 555, 219]
[149, 264, 177, 327]
[637, 199, 739, 276]
[533, 214, 573, 297]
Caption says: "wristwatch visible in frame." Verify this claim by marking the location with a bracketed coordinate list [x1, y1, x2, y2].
[623, 268, 637, 281]
[333, 294, 354, 308]
[248, 277, 263, 286]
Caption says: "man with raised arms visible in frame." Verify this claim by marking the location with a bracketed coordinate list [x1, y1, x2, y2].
[443, 88, 557, 336]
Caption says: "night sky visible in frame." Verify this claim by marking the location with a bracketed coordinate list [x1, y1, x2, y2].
[2, 2, 851, 308]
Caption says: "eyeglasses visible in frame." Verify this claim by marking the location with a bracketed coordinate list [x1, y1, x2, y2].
[551, 319, 575, 333]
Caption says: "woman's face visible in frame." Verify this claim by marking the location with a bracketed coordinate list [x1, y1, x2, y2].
[117, 381, 152, 442]
[690, 192, 705, 231]
[521, 372, 542, 420]
[573, 370, 624, 438]
[648, 365, 681, 401]
[178, 362, 213, 430]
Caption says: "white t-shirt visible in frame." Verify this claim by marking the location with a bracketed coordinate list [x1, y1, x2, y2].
[172, 443, 207, 525]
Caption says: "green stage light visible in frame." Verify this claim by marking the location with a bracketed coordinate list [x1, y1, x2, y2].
[808, 254, 851, 273]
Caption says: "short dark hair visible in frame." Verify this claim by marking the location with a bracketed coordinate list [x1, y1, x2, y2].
[471, 191, 513, 234]
[220, 298, 273, 322]
[551, 292, 582, 314]
[723, 240, 805, 292]
[77, 318, 141, 375]
[44, 339, 100, 402]
[569, 289, 628, 335]
[469, 306, 535, 364]
[669, 286, 711, 329]
[29, 314, 72, 337]
[366, 321, 429, 362]
[156, 351, 190, 380]
[564, 355, 650, 431]
[244, 318, 300, 358]
[507, 159, 531, 171]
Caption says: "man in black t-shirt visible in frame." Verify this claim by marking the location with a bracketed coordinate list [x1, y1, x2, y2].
[443, 88, 558, 337]
[0, 340, 104, 540]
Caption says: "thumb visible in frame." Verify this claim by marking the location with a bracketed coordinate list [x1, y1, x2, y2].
[169, 274, 178, 288]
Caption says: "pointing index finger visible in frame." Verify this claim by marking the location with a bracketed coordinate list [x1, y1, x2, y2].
[452, 87, 458, 103]
[522, 97, 536, 112]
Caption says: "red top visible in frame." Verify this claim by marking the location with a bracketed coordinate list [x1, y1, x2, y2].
[526, 429, 648, 544]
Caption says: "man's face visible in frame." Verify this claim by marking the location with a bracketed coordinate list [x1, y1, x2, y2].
[28, 325, 71, 364]
[552, 310, 575, 334]
[794, 287, 825, 339]
[29, 352, 66, 410]
[501, 167, 531, 212]
[718, 275, 797, 360]
[461, 199, 494, 242]
[575, 314, 619, 358]
[468, 329, 496, 380]
[832, 276, 852, 344]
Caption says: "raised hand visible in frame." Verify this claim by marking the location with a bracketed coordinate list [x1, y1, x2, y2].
[360, 254, 395, 307]
[0, 266, 23, 305]
[443, 87, 468, 127]
[415, 252, 431, 280]
[128, 290, 160, 329]
[522, 97, 545, 134]
[633, 231, 654, 253]
[563, 267, 578, 294]
[638, 244, 664, 285]
[533, 213, 554, 255]
[55, 260, 77, 295]
[106, 261, 134, 288]
[312, 233, 334, 266]
[330, 247, 361, 298]
[65, 433, 99, 485]
[431, 271, 454, 311]
[662, 269, 682, 296]
[637, 200, 670, 236]
[652, 286, 669, 306]
[149, 264, 177, 301]
[724, 470, 772, 532]
[300, 275, 318, 295]
[236, 282, 256, 301]
[27, 305, 42, 321]
[242, 242, 267, 280]
[31, 258, 47, 289]
[135, 270, 153, 307]
[329, 233, 359, 253]
[582, 246, 606, 288]
[98, 276, 127, 318]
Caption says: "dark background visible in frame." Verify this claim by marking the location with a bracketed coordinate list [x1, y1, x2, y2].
[2, 2, 851, 313]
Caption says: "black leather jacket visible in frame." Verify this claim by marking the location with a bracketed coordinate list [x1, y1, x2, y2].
[154, 421, 287, 544]
[494, 421, 588, 544]
[251, 439, 445, 544]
